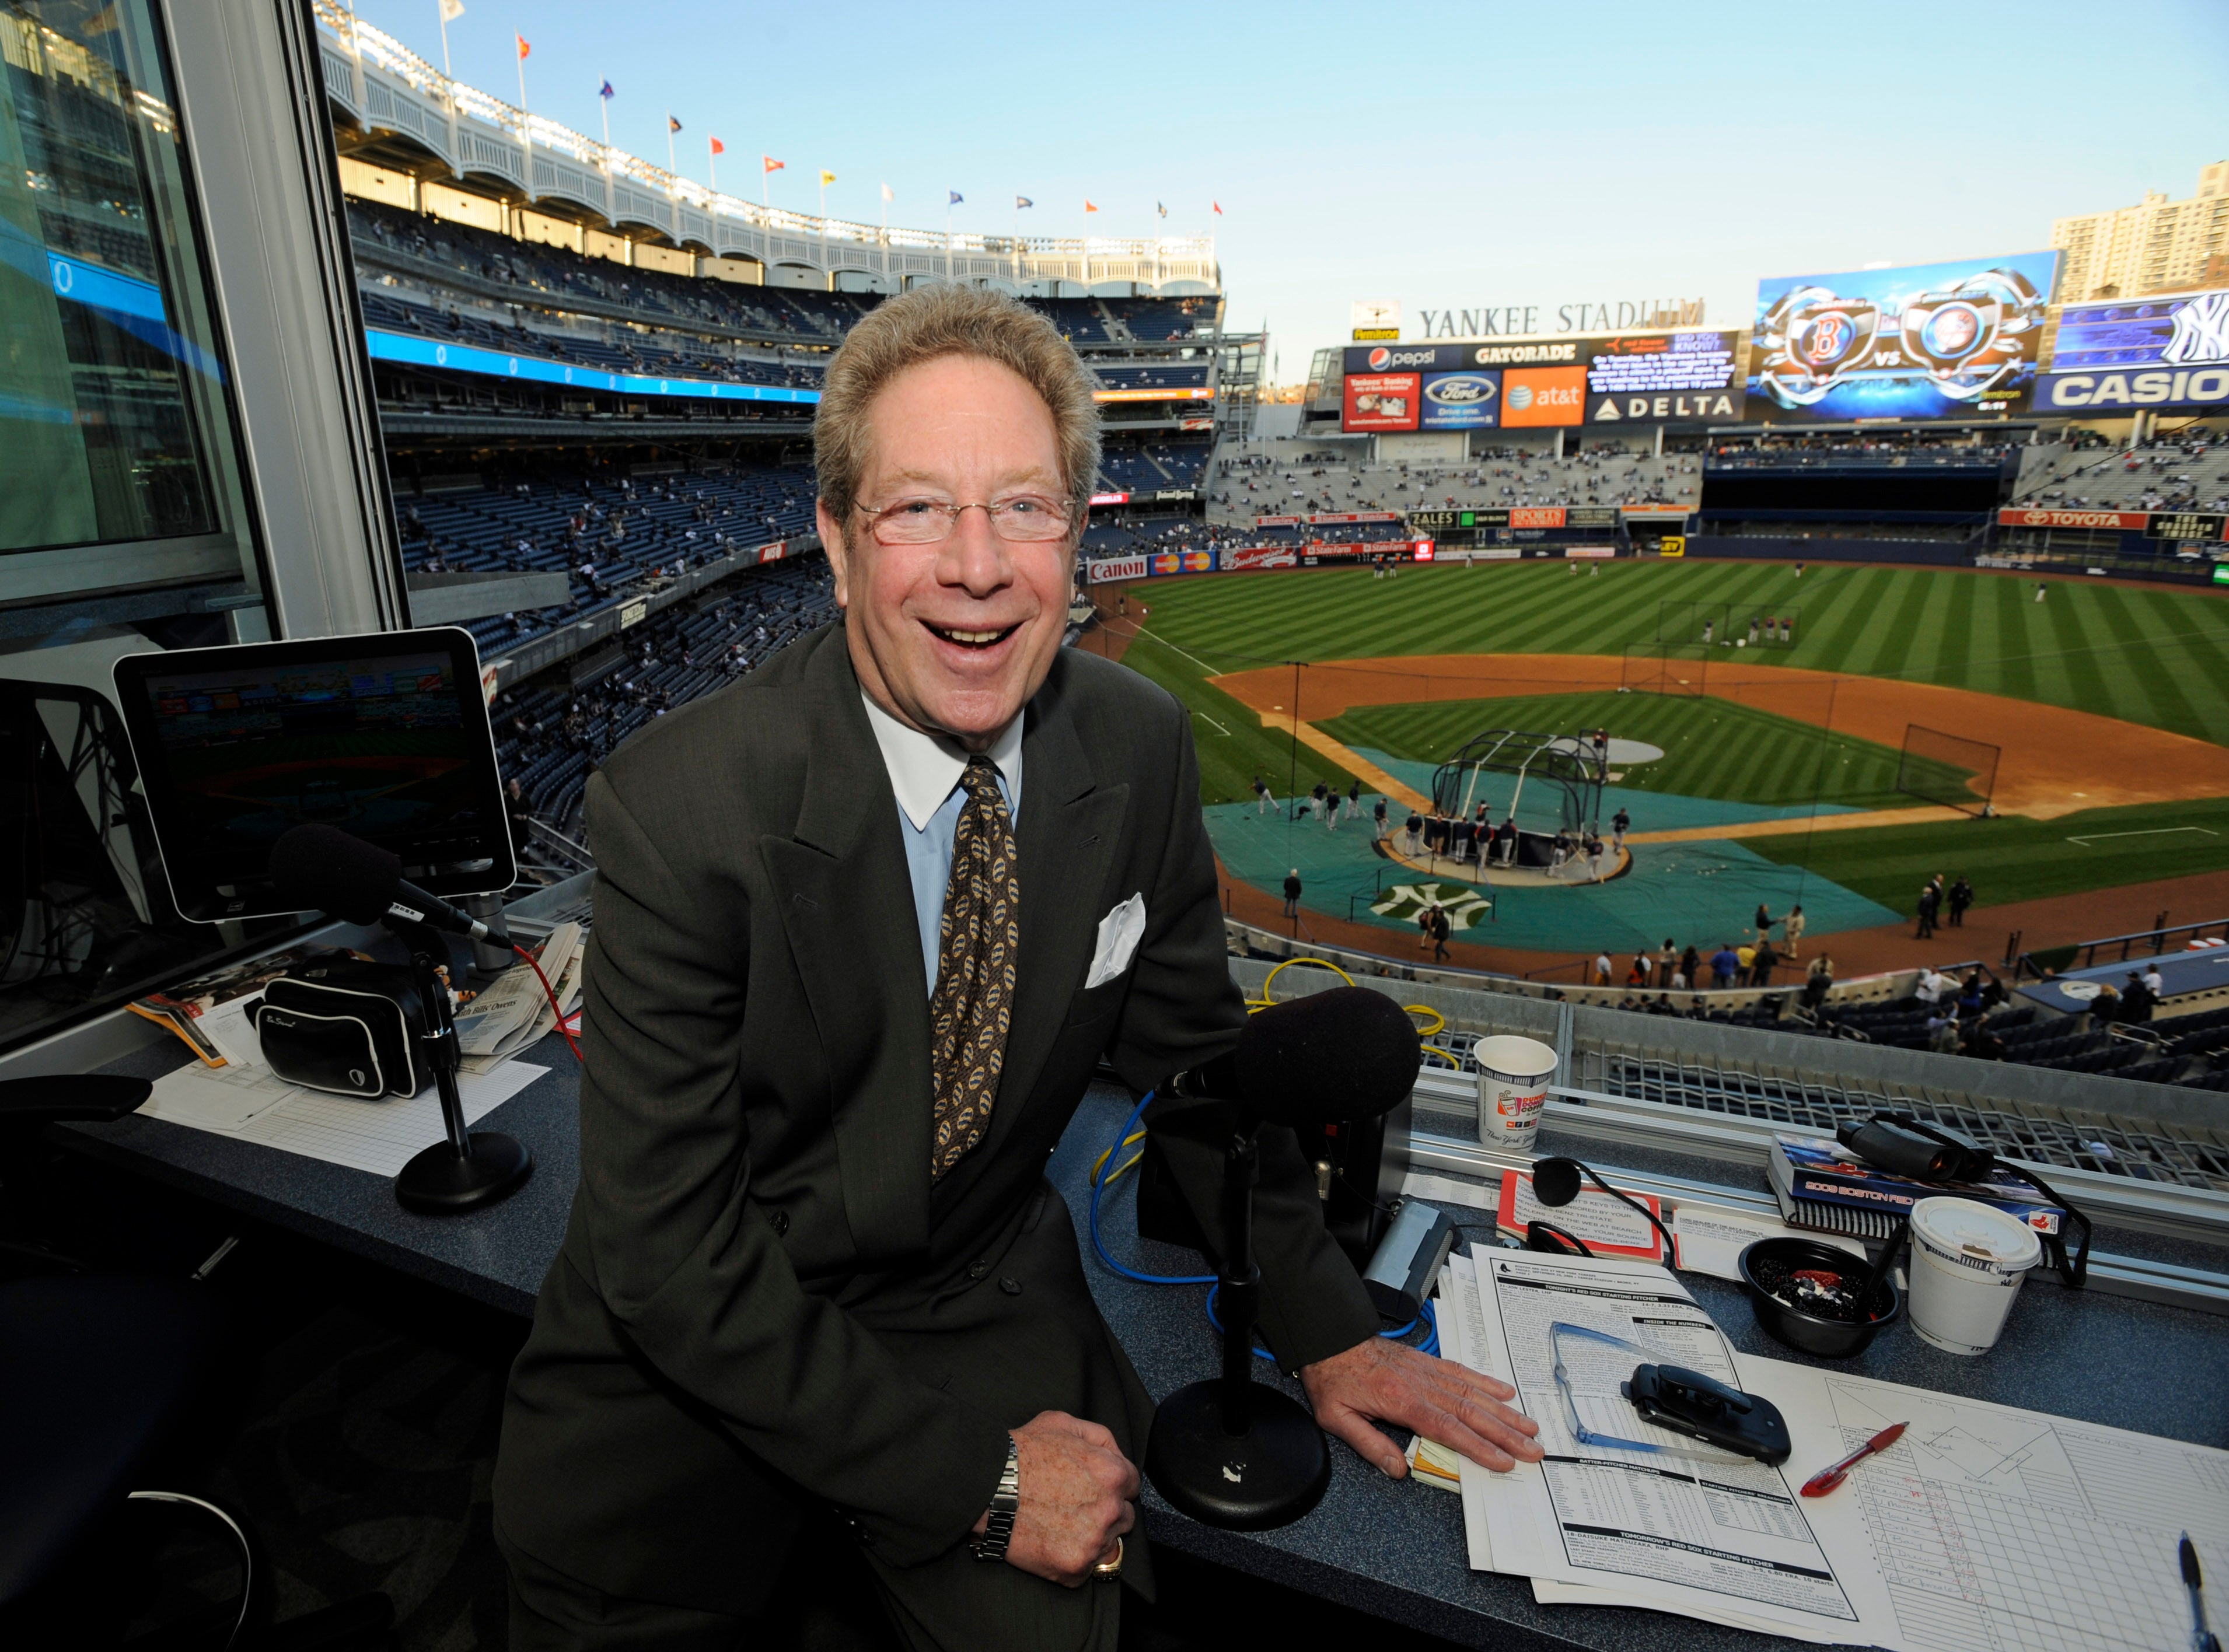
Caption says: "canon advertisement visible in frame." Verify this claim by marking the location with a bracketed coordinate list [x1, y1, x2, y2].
[1749, 251, 2060, 421]
[2034, 289, 2229, 414]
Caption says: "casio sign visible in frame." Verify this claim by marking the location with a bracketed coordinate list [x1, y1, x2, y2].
[1367, 346, 1440, 370]
[1426, 374, 1496, 406]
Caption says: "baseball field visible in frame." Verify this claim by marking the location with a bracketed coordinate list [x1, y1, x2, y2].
[1091, 557, 2229, 966]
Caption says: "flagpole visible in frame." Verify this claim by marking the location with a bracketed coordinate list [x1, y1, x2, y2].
[435, 3, 458, 180]
[514, 37, 529, 176]
[708, 136, 717, 192]
[665, 113, 676, 179]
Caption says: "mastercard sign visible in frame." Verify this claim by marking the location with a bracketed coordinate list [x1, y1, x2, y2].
[1501, 365, 1587, 427]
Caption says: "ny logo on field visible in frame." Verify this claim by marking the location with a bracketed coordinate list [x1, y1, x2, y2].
[2162, 292, 2229, 366]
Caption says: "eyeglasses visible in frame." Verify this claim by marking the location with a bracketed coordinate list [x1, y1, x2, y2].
[856, 495, 1075, 547]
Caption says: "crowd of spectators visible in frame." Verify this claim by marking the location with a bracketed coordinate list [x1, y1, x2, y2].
[1207, 438, 1696, 522]
[489, 556, 837, 838]
[2009, 431, 2229, 514]
[399, 460, 817, 659]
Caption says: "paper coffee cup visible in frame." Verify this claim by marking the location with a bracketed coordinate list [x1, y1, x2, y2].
[1473, 1034, 1558, 1148]
[1906, 1196, 2042, 1356]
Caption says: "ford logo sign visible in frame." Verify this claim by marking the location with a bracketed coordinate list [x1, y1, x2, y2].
[1426, 374, 1496, 405]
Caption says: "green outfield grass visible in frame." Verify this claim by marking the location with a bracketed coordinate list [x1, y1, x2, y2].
[1103, 628, 1359, 807]
[1319, 691, 1967, 811]
[1120, 559, 2229, 747]
[1744, 797, 2229, 912]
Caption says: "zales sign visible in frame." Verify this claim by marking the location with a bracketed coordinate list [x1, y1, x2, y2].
[1414, 298, 1707, 339]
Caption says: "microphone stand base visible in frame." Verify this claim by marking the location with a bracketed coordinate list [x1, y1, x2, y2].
[396, 1132, 532, 1213]
[1145, 1380, 1330, 1530]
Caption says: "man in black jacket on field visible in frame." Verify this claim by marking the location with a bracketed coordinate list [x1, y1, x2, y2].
[492, 286, 1539, 1651]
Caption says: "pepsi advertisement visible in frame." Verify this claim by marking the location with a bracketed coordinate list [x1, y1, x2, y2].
[2034, 289, 2229, 414]
[1749, 251, 2060, 421]
[1420, 368, 1500, 428]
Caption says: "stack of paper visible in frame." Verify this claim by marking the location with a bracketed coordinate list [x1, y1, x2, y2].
[455, 922, 584, 1073]
[138, 1058, 544, 1177]
[1429, 1246, 2229, 1650]
[127, 945, 350, 1069]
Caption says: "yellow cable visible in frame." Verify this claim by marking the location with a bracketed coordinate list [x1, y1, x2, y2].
[1091, 1129, 1148, 1186]
[1248, 956, 1357, 1012]
[1419, 1045, 1460, 1069]
[1403, 1004, 1446, 1035]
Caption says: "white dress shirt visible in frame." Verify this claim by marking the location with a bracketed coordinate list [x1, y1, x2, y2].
[860, 692, 1023, 995]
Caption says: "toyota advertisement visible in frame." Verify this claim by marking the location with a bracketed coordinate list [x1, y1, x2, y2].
[2034, 289, 2229, 414]
[1749, 251, 2060, 421]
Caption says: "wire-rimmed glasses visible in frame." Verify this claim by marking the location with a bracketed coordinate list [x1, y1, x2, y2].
[857, 494, 1075, 546]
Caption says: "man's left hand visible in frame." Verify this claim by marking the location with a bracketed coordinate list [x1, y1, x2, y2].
[1299, 1336, 1543, 1477]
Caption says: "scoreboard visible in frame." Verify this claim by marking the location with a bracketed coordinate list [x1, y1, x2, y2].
[1340, 332, 1744, 432]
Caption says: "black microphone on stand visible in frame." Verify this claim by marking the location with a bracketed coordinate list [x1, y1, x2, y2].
[270, 824, 531, 1214]
[1144, 986, 1421, 1530]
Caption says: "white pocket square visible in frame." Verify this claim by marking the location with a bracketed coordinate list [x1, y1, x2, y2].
[1085, 892, 1147, 989]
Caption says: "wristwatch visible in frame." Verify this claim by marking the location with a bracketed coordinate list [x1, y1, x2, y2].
[972, 1434, 1021, 1562]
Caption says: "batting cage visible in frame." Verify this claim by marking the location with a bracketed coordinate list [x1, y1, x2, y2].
[1896, 724, 2000, 816]
[1620, 643, 1709, 695]
[1654, 601, 1801, 649]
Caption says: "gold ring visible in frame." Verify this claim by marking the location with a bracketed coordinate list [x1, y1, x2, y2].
[1091, 1536, 1123, 1579]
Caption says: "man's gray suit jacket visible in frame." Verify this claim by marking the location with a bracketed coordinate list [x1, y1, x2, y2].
[492, 623, 1379, 1614]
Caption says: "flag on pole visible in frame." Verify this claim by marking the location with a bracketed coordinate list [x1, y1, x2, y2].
[710, 137, 725, 156]
[598, 79, 614, 100]
[881, 182, 893, 202]
[1156, 201, 1166, 218]
[668, 115, 682, 134]
[764, 156, 785, 174]
[1015, 196, 1033, 209]
[1084, 200, 1098, 213]
[439, 0, 465, 20]
[820, 170, 836, 187]
[948, 190, 963, 205]
[515, 33, 529, 59]
[1212, 201, 1223, 215]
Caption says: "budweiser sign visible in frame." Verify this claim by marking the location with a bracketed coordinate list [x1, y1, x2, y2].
[1996, 508, 2150, 531]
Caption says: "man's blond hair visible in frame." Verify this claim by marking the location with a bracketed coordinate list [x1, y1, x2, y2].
[812, 283, 1101, 532]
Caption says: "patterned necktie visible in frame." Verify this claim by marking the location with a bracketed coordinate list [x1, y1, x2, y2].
[928, 755, 1019, 1179]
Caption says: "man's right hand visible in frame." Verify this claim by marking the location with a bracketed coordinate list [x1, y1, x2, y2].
[981, 1410, 1138, 1587]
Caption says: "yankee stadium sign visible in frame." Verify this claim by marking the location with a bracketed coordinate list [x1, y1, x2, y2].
[1413, 298, 1706, 338]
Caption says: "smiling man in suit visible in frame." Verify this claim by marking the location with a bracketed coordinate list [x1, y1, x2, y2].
[492, 285, 1540, 1651]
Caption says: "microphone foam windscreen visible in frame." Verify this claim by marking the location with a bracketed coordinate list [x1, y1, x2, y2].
[268, 823, 401, 925]
[1236, 986, 1421, 1126]
[1531, 1157, 1584, 1208]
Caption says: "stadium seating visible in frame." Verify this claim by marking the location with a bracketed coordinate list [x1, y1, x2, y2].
[1209, 438, 1699, 522]
[399, 462, 817, 660]
[2009, 433, 2229, 513]
[489, 556, 839, 836]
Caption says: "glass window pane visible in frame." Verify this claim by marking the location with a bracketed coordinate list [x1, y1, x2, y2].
[0, 0, 256, 565]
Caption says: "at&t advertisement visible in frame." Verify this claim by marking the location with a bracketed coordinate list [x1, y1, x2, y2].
[1749, 251, 2060, 421]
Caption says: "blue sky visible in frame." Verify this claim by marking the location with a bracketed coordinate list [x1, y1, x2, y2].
[350, 0, 2229, 379]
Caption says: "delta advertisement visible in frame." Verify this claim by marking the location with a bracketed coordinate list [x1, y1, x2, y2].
[2034, 289, 2229, 414]
[1748, 251, 2060, 421]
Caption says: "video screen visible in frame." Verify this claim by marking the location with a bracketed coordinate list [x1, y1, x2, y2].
[1749, 251, 2060, 421]
[117, 634, 512, 920]
[2033, 289, 2229, 414]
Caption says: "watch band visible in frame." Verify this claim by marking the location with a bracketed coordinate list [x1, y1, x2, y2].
[972, 1434, 1021, 1562]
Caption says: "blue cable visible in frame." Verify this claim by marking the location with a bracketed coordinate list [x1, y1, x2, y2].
[1088, 1091, 1215, 1286]
[1089, 1095, 1451, 1358]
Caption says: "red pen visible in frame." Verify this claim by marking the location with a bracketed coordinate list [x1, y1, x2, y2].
[1800, 1423, 1907, 1497]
